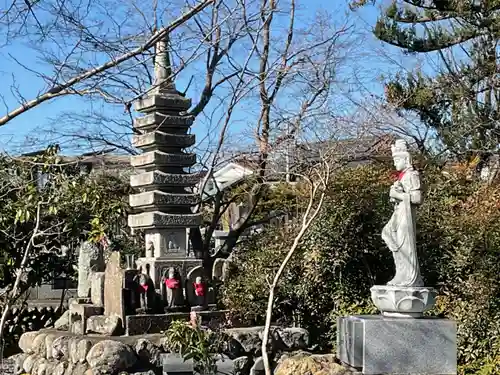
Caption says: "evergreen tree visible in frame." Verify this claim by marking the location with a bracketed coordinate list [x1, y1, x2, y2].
[354, 0, 500, 163]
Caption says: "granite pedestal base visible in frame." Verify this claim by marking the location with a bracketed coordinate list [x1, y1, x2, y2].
[337, 315, 456, 374]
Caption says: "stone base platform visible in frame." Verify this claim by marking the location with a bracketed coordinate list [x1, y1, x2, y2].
[12, 324, 310, 375]
[126, 309, 228, 335]
[337, 315, 457, 374]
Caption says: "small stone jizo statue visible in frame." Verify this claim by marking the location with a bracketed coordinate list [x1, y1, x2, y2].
[160, 267, 184, 309]
[134, 273, 156, 311]
[382, 139, 424, 287]
[192, 276, 206, 307]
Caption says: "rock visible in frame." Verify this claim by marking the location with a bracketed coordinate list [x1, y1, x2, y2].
[19, 331, 39, 353]
[54, 310, 70, 330]
[134, 338, 162, 367]
[9, 353, 27, 375]
[233, 356, 251, 375]
[54, 362, 68, 375]
[86, 314, 122, 336]
[86, 340, 137, 374]
[22, 353, 38, 373]
[90, 271, 105, 307]
[278, 328, 310, 350]
[250, 356, 264, 375]
[159, 336, 170, 352]
[52, 336, 72, 360]
[77, 241, 104, 298]
[225, 327, 264, 354]
[70, 338, 93, 364]
[274, 354, 356, 375]
[45, 333, 57, 359]
[32, 333, 48, 356]
[31, 357, 48, 375]
[64, 363, 75, 375]
[36, 359, 56, 375]
[72, 362, 90, 375]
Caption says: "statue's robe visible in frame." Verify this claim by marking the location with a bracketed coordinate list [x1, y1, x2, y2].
[383, 167, 424, 287]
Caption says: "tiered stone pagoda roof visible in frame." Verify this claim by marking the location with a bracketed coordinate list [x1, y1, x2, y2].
[128, 37, 202, 230]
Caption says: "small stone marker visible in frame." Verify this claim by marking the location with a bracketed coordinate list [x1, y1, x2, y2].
[90, 271, 105, 307]
[104, 252, 125, 323]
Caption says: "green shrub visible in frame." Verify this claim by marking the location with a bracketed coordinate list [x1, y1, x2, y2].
[222, 163, 500, 373]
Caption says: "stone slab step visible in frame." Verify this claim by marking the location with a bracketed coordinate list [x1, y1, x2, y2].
[131, 151, 196, 168]
[132, 131, 195, 149]
[130, 170, 201, 188]
[134, 94, 191, 113]
[134, 112, 194, 130]
[128, 211, 202, 229]
[129, 190, 199, 208]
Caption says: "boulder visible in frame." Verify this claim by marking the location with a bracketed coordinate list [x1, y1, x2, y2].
[22, 353, 38, 373]
[70, 338, 93, 364]
[278, 328, 310, 350]
[63, 363, 75, 375]
[31, 357, 48, 375]
[250, 356, 264, 375]
[225, 327, 264, 354]
[19, 331, 39, 353]
[134, 338, 162, 367]
[274, 354, 357, 375]
[86, 340, 137, 374]
[32, 333, 48, 356]
[52, 336, 72, 360]
[45, 333, 58, 359]
[9, 353, 27, 375]
[53, 361, 68, 375]
[233, 356, 251, 375]
[86, 314, 122, 336]
[72, 362, 90, 375]
[54, 310, 70, 330]
[36, 359, 56, 375]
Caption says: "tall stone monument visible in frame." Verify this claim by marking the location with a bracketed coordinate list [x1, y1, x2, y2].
[128, 35, 203, 308]
[337, 139, 457, 374]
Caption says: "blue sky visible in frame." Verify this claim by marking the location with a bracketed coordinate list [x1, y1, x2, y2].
[0, 0, 419, 156]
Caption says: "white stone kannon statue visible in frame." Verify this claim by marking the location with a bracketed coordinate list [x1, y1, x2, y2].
[382, 139, 423, 287]
[371, 139, 436, 318]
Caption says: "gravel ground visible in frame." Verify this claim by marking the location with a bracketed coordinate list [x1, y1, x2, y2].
[0, 358, 14, 375]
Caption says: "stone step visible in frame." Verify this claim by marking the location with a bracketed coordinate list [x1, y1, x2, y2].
[129, 190, 199, 209]
[132, 131, 195, 149]
[134, 93, 191, 113]
[128, 211, 202, 229]
[130, 170, 201, 188]
[131, 151, 196, 169]
[134, 112, 194, 131]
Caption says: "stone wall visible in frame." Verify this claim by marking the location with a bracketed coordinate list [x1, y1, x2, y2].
[1, 306, 65, 357]
[9, 325, 313, 375]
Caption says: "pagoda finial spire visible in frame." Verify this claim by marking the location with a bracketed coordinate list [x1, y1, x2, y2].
[153, 34, 175, 93]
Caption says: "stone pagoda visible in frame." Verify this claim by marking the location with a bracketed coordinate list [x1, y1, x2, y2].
[128, 35, 203, 306]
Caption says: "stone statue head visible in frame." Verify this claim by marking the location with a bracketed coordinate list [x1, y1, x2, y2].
[391, 139, 412, 172]
[139, 273, 148, 285]
[195, 276, 202, 284]
[168, 267, 176, 279]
